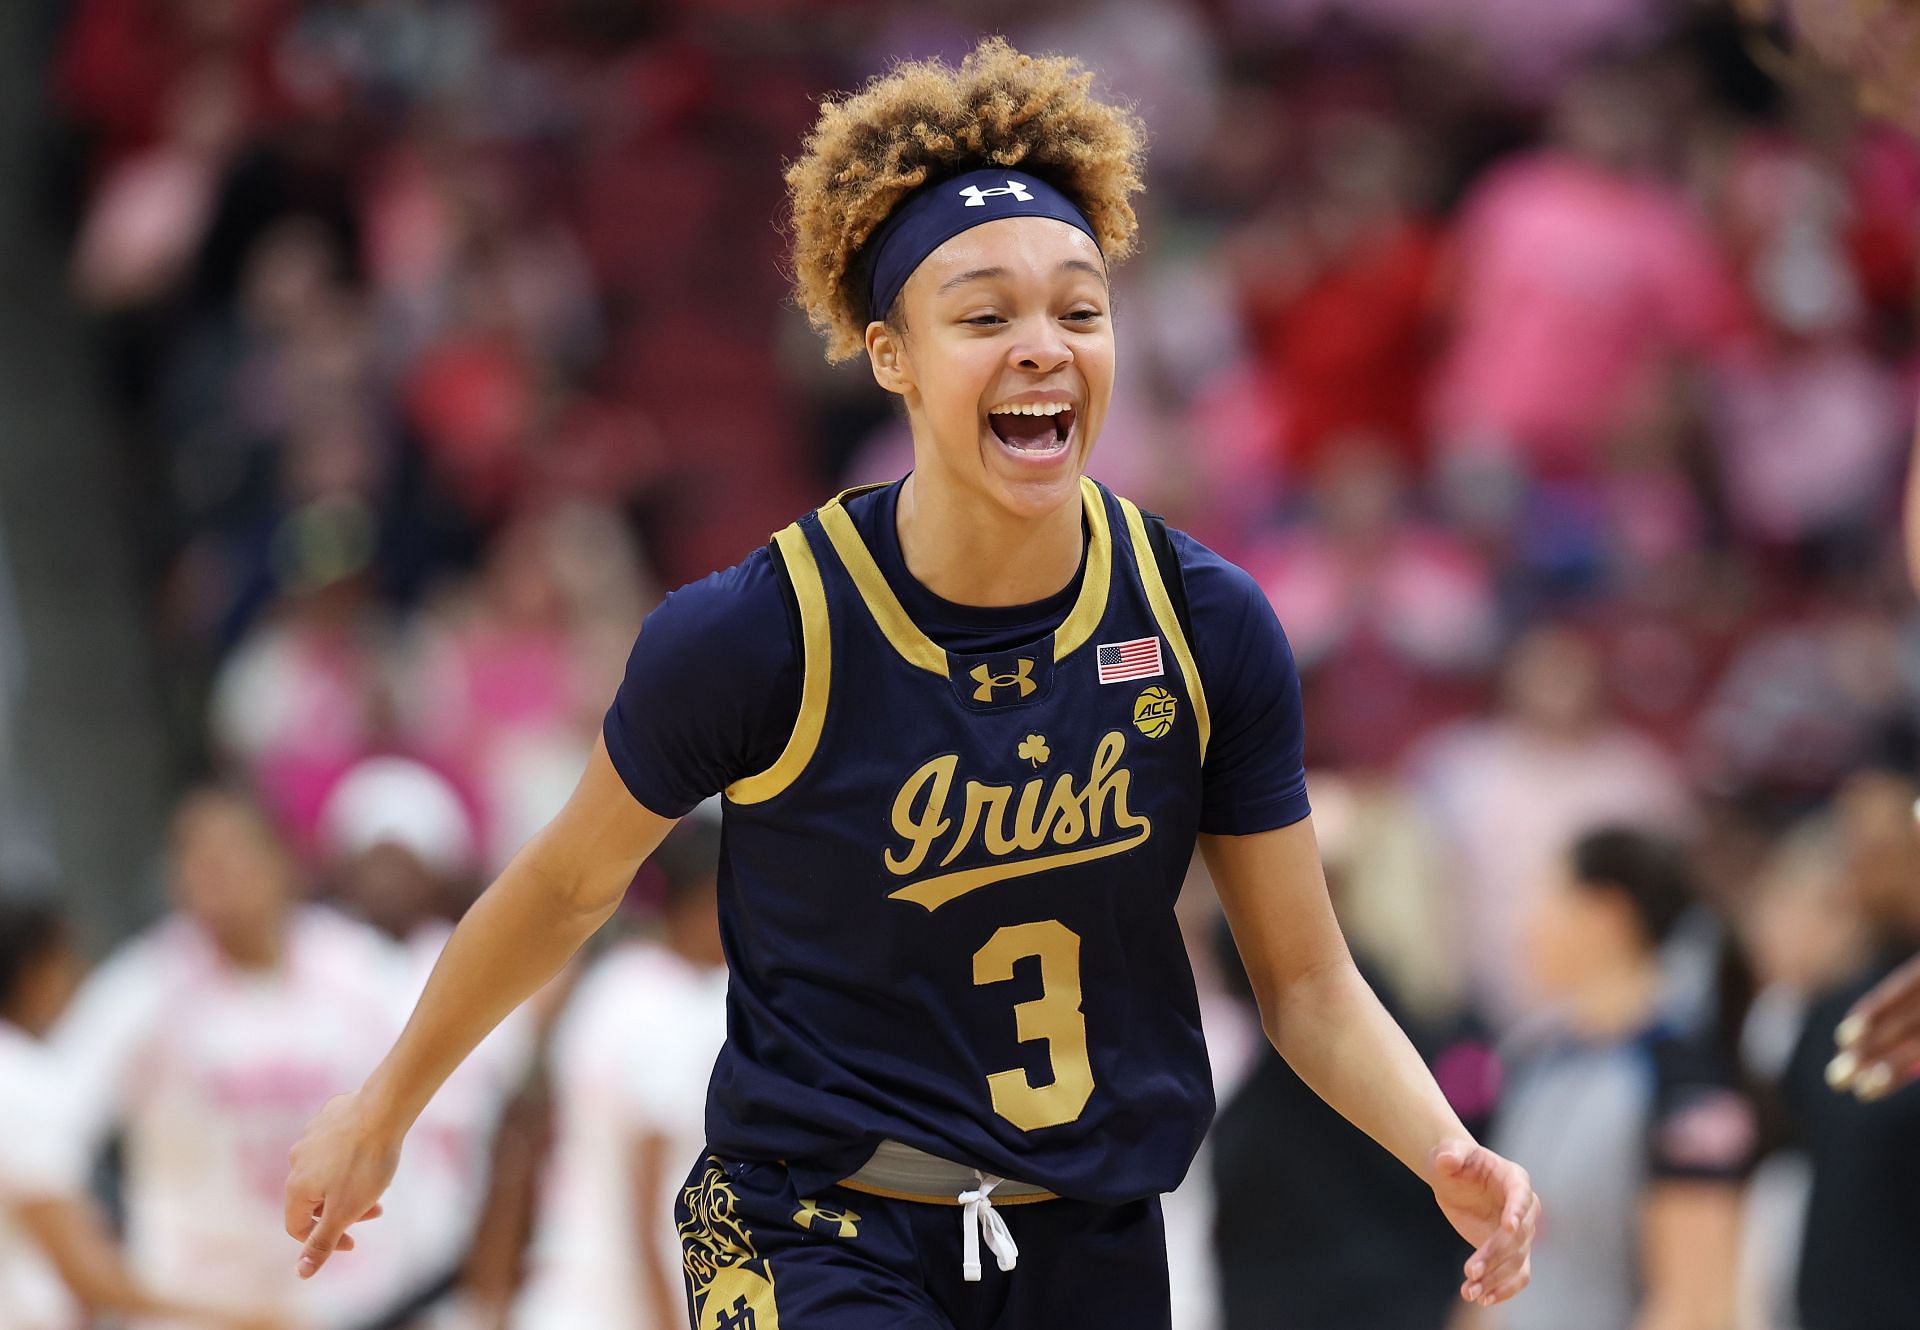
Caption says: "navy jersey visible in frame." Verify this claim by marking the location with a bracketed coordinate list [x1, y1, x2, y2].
[606, 476, 1309, 1205]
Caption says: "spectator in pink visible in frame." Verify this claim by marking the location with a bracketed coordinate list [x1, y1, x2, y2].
[1429, 59, 1748, 487]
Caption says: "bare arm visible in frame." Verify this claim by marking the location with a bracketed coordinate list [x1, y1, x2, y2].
[1200, 820, 1539, 1309]
[19, 1195, 286, 1329]
[1633, 1182, 1743, 1330]
[631, 1129, 688, 1329]
[285, 737, 675, 1276]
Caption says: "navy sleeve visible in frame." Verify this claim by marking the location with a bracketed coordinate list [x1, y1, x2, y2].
[1646, 1035, 1760, 1184]
[601, 547, 802, 818]
[1171, 530, 1312, 836]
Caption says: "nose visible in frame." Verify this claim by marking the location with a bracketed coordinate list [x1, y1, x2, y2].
[1008, 314, 1072, 374]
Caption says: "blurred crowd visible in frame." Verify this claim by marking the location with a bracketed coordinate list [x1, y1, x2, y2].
[6, 0, 1920, 1327]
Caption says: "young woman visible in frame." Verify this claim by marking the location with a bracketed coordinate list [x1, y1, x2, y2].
[285, 38, 1539, 1327]
[0, 896, 286, 1330]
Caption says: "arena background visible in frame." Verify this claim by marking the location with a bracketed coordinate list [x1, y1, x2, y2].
[4, 1, 1920, 1328]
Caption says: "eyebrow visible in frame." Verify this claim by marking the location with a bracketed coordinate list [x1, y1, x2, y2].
[935, 259, 1107, 296]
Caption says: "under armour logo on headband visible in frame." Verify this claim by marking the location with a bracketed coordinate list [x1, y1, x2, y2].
[958, 181, 1035, 207]
[864, 168, 1100, 322]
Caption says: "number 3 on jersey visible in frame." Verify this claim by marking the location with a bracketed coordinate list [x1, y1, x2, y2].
[972, 920, 1095, 1130]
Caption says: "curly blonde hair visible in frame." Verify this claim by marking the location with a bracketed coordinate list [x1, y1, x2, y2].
[782, 35, 1150, 363]
[1736, 0, 1920, 126]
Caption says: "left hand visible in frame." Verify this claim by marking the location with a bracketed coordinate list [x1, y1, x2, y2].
[1428, 1140, 1539, 1309]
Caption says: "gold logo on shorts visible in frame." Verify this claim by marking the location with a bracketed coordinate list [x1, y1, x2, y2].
[791, 1198, 860, 1239]
[1133, 686, 1177, 739]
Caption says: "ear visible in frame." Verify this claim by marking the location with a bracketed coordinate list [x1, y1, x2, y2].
[865, 320, 913, 398]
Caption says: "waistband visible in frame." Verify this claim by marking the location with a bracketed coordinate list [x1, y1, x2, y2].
[836, 1139, 1059, 1207]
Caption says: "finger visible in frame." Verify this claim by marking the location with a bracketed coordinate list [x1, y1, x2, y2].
[1828, 1035, 1920, 1096]
[1502, 1173, 1533, 1232]
[1846, 1013, 1920, 1078]
[335, 1233, 355, 1253]
[1471, 1238, 1532, 1297]
[284, 1189, 321, 1242]
[1842, 1039, 1920, 1100]
[361, 1203, 383, 1221]
[1469, 1193, 1536, 1279]
[1839, 956, 1920, 1045]
[297, 1210, 352, 1279]
[1481, 1261, 1533, 1307]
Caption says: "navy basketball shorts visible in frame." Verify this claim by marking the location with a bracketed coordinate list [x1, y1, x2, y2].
[674, 1153, 1171, 1330]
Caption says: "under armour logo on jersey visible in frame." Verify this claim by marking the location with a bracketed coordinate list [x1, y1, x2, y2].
[792, 1199, 861, 1239]
[971, 658, 1037, 702]
[958, 180, 1035, 207]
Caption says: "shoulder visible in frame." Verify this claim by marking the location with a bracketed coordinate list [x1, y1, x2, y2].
[1163, 528, 1273, 626]
[1157, 525, 1295, 684]
[631, 543, 799, 683]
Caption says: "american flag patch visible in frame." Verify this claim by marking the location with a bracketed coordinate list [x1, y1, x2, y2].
[1097, 636, 1163, 684]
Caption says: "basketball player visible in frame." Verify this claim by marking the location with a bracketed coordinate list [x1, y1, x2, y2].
[286, 39, 1539, 1327]
[57, 788, 417, 1329]
[0, 895, 286, 1330]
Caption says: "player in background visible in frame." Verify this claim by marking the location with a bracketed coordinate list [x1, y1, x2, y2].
[318, 756, 537, 1324]
[54, 788, 414, 1329]
[1487, 828, 1756, 1330]
[285, 38, 1538, 1327]
[1, 894, 290, 1330]
[511, 809, 727, 1330]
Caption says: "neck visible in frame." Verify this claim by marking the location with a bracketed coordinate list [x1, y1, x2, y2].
[1, 1006, 44, 1039]
[895, 469, 1083, 607]
[221, 928, 285, 974]
[1563, 959, 1662, 1040]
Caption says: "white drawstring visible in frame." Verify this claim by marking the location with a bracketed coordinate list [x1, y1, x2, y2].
[957, 1171, 1020, 1282]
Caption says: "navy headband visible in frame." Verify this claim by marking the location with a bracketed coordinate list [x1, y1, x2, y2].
[862, 167, 1100, 324]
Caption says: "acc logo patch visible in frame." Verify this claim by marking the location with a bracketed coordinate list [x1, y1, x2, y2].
[791, 1199, 860, 1239]
[1133, 686, 1177, 739]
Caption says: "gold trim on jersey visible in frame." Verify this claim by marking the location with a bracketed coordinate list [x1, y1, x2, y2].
[1117, 497, 1211, 761]
[1053, 475, 1113, 661]
[815, 475, 1113, 677]
[725, 523, 831, 805]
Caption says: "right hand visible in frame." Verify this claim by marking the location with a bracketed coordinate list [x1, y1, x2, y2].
[283, 1092, 400, 1278]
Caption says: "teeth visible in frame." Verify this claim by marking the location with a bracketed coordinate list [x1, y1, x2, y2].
[989, 401, 1071, 416]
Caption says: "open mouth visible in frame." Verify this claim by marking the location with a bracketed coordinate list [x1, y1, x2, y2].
[986, 405, 1075, 456]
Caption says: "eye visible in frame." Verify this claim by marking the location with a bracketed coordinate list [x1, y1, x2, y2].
[1066, 309, 1103, 323]
[963, 314, 1004, 326]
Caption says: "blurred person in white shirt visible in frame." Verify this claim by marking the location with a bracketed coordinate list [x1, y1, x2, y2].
[511, 810, 727, 1330]
[1409, 623, 1692, 1027]
[52, 788, 415, 1330]
[1, 893, 289, 1330]
[318, 756, 536, 1325]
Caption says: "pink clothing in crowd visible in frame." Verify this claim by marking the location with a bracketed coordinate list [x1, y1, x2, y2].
[1431, 152, 1747, 474]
